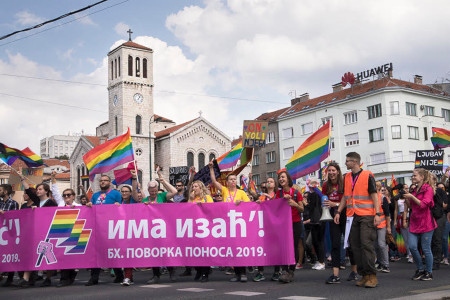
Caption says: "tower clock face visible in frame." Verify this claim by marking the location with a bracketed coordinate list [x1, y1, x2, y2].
[113, 95, 118, 106]
[133, 93, 144, 104]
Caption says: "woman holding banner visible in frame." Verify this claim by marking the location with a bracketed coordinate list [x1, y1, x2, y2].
[276, 170, 304, 284]
[209, 160, 250, 283]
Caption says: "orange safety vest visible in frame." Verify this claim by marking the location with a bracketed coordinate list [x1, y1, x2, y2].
[343, 170, 375, 217]
[376, 192, 386, 229]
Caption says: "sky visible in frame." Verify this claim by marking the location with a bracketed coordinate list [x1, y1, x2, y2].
[1, 0, 450, 155]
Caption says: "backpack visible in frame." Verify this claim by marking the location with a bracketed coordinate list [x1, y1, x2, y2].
[431, 189, 445, 220]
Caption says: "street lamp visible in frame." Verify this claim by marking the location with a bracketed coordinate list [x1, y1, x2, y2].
[149, 115, 161, 181]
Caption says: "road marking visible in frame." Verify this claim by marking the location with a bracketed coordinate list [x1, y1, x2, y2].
[225, 291, 266, 296]
[177, 288, 215, 292]
[279, 297, 327, 300]
[140, 284, 171, 289]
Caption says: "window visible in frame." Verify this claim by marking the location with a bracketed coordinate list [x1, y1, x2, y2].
[344, 111, 358, 124]
[424, 127, 428, 140]
[283, 147, 294, 160]
[267, 171, 276, 179]
[187, 151, 194, 167]
[282, 127, 293, 139]
[321, 116, 333, 127]
[266, 151, 276, 163]
[301, 122, 313, 135]
[118, 56, 120, 77]
[198, 153, 205, 170]
[369, 128, 384, 142]
[391, 125, 401, 139]
[143, 58, 148, 78]
[252, 174, 260, 186]
[423, 105, 434, 116]
[135, 115, 142, 134]
[111, 61, 114, 80]
[367, 104, 382, 119]
[370, 153, 386, 164]
[252, 154, 260, 166]
[442, 108, 450, 122]
[209, 153, 215, 162]
[390, 101, 399, 115]
[408, 126, 419, 140]
[345, 133, 359, 146]
[266, 132, 275, 144]
[409, 151, 416, 161]
[135, 57, 140, 77]
[330, 137, 335, 149]
[128, 55, 133, 76]
[392, 151, 403, 162]
[114, 58, 117, 78]
[114, 116, 118, 136]
[406, 102, 417, 116]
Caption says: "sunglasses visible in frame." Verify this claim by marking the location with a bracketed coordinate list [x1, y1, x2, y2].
[63, 193, 73, 198]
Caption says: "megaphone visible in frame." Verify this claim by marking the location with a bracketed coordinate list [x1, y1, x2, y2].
[320, 195, 333, 222]
[320, 207, 333, 222]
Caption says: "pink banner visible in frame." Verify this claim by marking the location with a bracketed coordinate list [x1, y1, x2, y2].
[0, 199, 294, 271]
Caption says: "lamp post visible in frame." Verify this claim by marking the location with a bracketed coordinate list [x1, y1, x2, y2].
[149, 115, 161, 181]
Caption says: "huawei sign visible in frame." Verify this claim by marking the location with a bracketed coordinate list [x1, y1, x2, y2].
[341, 72, 355, 87]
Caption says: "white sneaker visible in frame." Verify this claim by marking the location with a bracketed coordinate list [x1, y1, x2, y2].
[441, 258, 449, 265]
[407, 256, 413, 263]
[121, 278, 133, 286]
[315, 263, 325, 270]
[311, 262, 321, 270]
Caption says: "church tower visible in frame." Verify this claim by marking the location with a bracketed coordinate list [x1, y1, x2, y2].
[106, 30, 154, 185]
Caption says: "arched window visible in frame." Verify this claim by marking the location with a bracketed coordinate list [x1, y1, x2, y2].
[187, 151, 194, 168]
[128, 55, 133, 76]
[77, 167, 81, 194]
[198, 153, 205, 170]
[118, 56, 121, 77]
[209, 153, 216, 162]
[136, 115, 142, 134]
[114, 58, 117, 78]
[110, 61, 114, 80]
[136, 57, 140, 77]
[143, 58, 148, 78]
[137, 169, 143, 186]
[115, 116, 118, 136]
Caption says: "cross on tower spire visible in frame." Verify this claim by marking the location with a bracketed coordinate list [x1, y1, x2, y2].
[127, 29, 133, 41]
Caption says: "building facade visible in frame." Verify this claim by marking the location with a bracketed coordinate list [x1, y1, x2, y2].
[40, 134, 81, 158]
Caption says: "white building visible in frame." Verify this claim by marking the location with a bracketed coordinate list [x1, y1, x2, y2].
[277, 72, 450, 185]
[40, 134, 82, 158]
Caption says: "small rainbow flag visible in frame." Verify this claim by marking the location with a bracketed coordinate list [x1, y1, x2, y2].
[216, 141, 244, 170]
[391, 174, 398, 197]
[286, 121, 331, 181]
[83, 128, 134, 180]
[431, 127, 450, 150]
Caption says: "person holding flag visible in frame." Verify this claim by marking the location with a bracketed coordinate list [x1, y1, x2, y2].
[209, 159, 250, 282]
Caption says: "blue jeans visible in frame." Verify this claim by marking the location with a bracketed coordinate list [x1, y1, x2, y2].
[408, 229, 434, 273]
[442, 220, 450, 259]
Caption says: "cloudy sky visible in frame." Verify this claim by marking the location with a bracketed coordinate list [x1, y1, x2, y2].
[1, 0, 450, 154]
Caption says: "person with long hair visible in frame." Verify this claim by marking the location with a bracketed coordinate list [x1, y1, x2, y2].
[188, 180, 213, 282]
[404, 168, 437, 281]
[209, 160, 250, 282]
[323, 162, 358, 284]
[253, 177, 277, 282]
[276, 170, 304, 283]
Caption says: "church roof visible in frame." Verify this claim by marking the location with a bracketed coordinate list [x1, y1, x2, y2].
[84, 136, 101, 147]
[109, 41, 153, 54]
[155, 119, 196, 138]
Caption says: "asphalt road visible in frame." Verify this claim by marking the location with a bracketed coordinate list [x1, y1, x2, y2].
[1, 259, 450, 300]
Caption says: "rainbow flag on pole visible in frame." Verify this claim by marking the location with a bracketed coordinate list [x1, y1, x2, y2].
[83, 128, 134, 180]
[216, 141, 244, 170]
[431, 127, 450, 150]
[285, 121, 331, 181]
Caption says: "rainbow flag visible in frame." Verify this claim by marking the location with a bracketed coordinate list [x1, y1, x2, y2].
[83, 128, 134, 180]
[391, 174, 398, 197]
[285, 121, 331, 181]
[0, 143, 44, 167]
[216, 141, 244, 170]
[431, 127, 450, 149]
